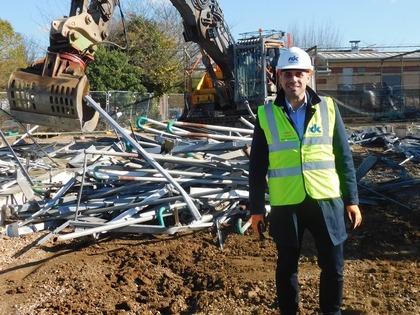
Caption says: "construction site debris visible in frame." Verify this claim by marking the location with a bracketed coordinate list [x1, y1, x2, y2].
[0, 115, 418, 314]
[1, 113, 419, 251]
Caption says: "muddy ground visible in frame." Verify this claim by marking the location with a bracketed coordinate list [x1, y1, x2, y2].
[0, 136, 419, 315]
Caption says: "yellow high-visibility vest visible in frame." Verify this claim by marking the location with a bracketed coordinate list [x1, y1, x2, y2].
[258, 97, 341, 205]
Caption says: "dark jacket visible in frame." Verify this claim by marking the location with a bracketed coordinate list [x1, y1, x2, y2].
[248, 86, 359, 246]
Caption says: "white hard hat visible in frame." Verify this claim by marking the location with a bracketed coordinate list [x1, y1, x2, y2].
[277, 47, 313, 71]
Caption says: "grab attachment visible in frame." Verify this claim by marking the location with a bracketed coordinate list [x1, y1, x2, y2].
[7, 52, 99, 132]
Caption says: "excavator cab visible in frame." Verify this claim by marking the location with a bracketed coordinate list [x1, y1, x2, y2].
[234, 31, 285, 112]
[181, 30, 286, 121]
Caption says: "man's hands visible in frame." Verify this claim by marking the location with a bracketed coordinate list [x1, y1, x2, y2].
[251, 214, 266, 238]
[346, 205, 362, 229]
[252, 205, 361, 236]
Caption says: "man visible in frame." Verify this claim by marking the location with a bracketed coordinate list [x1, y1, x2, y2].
[248, 47, 362, 314]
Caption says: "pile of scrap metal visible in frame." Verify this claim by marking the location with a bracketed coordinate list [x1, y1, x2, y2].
[349, 124, 420, 211]
[0, 97, 256, 250]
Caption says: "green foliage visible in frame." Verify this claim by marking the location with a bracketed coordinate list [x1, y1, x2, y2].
[85, 15, 184, 97]
[123, 16, 184, 96]
[0, 19, 27, 90]
[85, 45, 146, 93]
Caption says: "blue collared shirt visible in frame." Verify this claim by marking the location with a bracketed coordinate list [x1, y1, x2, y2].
[286, 97, 307, 139]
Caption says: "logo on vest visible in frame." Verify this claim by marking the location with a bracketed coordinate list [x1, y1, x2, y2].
[308, 124, 321, 133]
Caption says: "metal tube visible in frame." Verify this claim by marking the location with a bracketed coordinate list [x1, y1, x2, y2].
[91, 172, 248, 185]
[60, 221, 214, 239]
[59, 216, 167, 241]
[18, 177, 77, 227]
[58, 206, 214, 241]
[239, 116, 255, 129]
[108, 186, 170, 222]
[81, 187, 224, 215]
[90, 165, 247, 181]
[167, 121, 253, 141]
[358, 182, 411, 211]
[84, 95, 202, 221]
[80, 149, 242, 170]
[0, 130, 34, 186]
[170, 120, 254, 135]
[137, 116, 185, 132]
[75, 150, 88, 220]
[12, 125, 39, 145]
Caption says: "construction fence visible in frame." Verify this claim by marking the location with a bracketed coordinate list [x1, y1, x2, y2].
[90, 91, 155, 131]
[0, 91, 185, 133]
[319, 81, 420, 121]
[1, 86, 419, 134]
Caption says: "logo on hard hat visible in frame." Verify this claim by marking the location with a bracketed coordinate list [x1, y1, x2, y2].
[288, 56, 299, 63]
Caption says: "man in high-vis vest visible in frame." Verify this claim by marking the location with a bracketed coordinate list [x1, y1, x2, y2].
[249, 47, 362, 315]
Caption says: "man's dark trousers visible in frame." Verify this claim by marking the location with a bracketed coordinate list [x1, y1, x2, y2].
[273, 197, 345, 315]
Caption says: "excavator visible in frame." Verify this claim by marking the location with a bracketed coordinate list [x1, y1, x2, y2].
[6, 0, 287, 131]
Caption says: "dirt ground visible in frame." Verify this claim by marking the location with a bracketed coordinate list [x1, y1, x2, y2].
[0, 138, 419, 315]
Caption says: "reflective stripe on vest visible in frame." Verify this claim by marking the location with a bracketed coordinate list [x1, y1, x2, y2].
[257, 97, 341, 206]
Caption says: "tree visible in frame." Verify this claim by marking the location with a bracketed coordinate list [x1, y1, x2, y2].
[85, 45, 147, 93]
[122, 15, 185, 96]
[85, 2, 185, 97]
[288, 19, 343, 49]
[0, 20, 27, 90]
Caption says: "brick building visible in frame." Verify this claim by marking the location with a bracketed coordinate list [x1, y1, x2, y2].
[312, 44, 420, 118]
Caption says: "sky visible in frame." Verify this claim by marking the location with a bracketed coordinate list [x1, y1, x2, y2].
[2, 0, 419, 59]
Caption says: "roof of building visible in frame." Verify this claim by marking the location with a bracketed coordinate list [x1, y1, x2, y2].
[317, 49, 420, 62]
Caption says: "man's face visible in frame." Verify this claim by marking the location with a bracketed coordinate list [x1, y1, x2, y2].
[278, 70, 311, 100]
